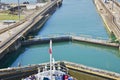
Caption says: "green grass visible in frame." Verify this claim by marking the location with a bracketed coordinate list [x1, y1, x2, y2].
[0, 13, 24, 20]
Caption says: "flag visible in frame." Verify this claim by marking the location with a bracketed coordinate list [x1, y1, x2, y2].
[49, 40, 52, 54]
[49, 48, 52, 54]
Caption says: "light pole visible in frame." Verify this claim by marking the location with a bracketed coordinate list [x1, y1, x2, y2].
[112, 0, 114, 11]
[18, 0, 20, 21]
[0, 0, 1, 7]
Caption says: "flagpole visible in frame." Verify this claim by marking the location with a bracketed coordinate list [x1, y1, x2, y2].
[49, 40, 52, 80]
[50, 51, 52, 79]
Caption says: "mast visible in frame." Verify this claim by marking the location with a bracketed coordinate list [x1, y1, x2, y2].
[49, 40, 52, 79]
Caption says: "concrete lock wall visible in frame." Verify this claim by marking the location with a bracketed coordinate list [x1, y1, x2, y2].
[0, 0, 63, 61]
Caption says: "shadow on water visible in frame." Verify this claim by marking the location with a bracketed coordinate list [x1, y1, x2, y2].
[24, 41, 70, 49]
[0, 20, 47, 68]
[1, 40, 120, 68]
[0, 47, 26, 68]
[0, 41, 70, 68]
[72, 41, 120, 58]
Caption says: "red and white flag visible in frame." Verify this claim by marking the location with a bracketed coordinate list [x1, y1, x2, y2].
[49, 40, 52, 54]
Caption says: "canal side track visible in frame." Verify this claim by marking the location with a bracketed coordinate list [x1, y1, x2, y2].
[93, 0, 120, 42]
[0, 0, 62, 60]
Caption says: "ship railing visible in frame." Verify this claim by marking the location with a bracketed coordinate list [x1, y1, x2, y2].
[64, 61, 120, 78]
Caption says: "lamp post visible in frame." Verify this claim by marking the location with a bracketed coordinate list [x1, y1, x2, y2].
[112, 0, 114, 11]
[0, 0, 1, 7]
[18, 0, 20, 21]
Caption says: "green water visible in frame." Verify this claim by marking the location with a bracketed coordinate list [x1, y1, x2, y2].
[10, 0, 120, 74]
[11, 42, 120, 73]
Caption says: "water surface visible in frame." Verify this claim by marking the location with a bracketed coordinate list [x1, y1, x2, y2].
[11, 42, 120, 73]
[10, 0, 120, 74]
